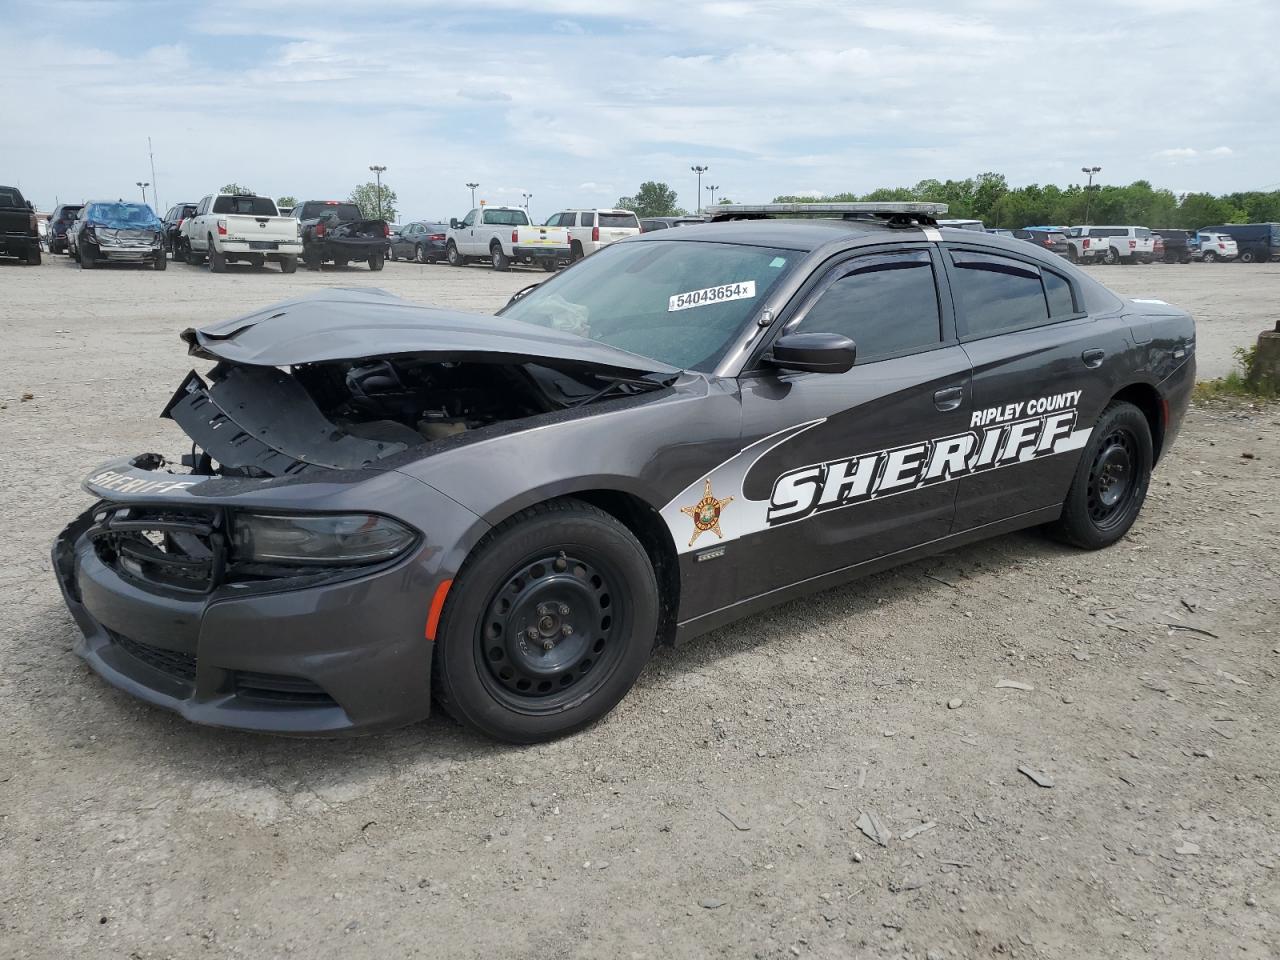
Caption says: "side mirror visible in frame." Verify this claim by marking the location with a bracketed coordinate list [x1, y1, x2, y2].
[766, 332, 856, 374]
[449, 218, 459, 229]
[26, 200, 34, 210]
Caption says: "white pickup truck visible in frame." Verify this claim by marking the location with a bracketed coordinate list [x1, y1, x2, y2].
[445, 206, 569, 272]
[181, 193, 302, 273]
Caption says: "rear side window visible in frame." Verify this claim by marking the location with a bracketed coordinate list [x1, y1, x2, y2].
[1043, 270, 1077, 317]
[212, 195, 277, 216]
[578, 212, 595, 227]
[949, 251, 1049, 338]
[599, 212, 639, 228]
[794, 251, 942, 364]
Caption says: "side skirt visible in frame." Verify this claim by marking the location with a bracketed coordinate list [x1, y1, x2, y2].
[672, 505, 1062, 645]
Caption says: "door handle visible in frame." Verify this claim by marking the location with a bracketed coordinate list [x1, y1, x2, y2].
[1082, 348, 1106, 368]
[933, 385, 964, 412]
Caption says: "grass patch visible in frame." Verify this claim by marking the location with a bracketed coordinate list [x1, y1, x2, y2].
[1193, 344, 1279, 403]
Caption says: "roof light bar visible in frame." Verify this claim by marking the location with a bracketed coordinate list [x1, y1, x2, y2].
[705, 201, 949, 220]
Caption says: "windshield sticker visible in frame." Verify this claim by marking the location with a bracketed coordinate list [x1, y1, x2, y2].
[668, 280, 756, 312]
[769, 257, 787, 268]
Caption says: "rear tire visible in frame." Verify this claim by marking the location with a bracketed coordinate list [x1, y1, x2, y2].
[208, 238, 226, 273]
[279, 255, 297, 274]
[542, 258, 558, 272]
[570, 240, 584, 261]
[491, 243, 510, 271]
[1045, 401, 1152, 550]
[1103, 247, 1119, 265]
[303, 248, 323, 271]
[1202, 250, 1218, 263]
[434, 498, 659, 743]
[186, 242, 204, 266]
[369, 252, 384, 271]
[27, 247, 41, 266]
[1239, 250, 1257, 264]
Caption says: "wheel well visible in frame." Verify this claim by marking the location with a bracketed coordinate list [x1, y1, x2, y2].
[1111, 383, 1166, 463]
[566, 490, 681, 647]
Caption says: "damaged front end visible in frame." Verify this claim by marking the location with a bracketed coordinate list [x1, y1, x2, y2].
[52, 291, 679, 732]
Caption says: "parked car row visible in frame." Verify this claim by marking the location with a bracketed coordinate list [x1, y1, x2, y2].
[988, 222, 1279, 265]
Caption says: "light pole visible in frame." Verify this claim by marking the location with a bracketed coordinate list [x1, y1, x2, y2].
[522, 192, 532, 214]
[369, 165, 387, 220]
[466, 182, 480, 210]
[1081, 165, 1101, 224]
[136, 181, 150, 204]
[705, 184, 720, 208]
[691, 165, 708, 214]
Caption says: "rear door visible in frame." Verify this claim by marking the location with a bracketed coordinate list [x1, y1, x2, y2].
[944, 246, 1122, 530]
[734, 244, 972, 598]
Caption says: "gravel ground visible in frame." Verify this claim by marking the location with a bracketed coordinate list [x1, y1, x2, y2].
[1, 254, 1277, 959]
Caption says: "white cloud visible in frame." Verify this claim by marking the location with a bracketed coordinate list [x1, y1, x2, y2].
[1, 0, 1277, 220]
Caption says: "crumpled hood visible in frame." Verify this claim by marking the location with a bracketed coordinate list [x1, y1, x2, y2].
[181, 288, 679, 376]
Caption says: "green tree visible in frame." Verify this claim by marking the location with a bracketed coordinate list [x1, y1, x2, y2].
[616, 181, 682, 218]
[220, 183, 253, 195]
[276, 195, 297, 211]
[349, 182, 398, 223]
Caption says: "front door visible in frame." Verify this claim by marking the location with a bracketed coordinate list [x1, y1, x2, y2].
[730, 245, 973, 600]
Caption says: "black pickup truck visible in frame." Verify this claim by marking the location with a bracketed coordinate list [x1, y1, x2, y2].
[0, 185, 41, 265]
[294, 200, 389, 271]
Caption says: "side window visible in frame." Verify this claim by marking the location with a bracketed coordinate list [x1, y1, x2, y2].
[579, 212, 595, 227]
[461, 210, 476, 228]
[1043, 270, 1077, 317]
[793, 251, 942, 364]
[949, 250, 1049, 338]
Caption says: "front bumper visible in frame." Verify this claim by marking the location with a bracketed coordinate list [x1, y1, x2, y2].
[52, 459, 489, 735]
[97, 244, 162, 261]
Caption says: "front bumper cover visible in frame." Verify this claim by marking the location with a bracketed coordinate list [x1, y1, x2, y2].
[53, 457, 489, 735]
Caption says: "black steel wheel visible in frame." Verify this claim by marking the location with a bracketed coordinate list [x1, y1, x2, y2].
[1046, 401, 1152, 550]
[476, 551, 624, 709]
[435, 498, 659, 743]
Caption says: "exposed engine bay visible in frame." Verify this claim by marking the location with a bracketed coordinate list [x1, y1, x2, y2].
[163, 357, 664, 479]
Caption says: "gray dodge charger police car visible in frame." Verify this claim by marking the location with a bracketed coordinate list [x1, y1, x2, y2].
[53, 202, 1196, 743]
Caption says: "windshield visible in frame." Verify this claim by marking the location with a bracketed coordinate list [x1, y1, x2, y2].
[88, 203, 160, 228]
[501, 239, 799, 372]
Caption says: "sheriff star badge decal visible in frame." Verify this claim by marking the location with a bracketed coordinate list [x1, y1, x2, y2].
[680, 479, 735, 547]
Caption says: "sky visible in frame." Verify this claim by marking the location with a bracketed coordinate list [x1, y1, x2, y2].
[2, 0, 1277, 222]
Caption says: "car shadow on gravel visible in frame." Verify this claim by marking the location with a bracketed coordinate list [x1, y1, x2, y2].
[22, 528, 1076, 782]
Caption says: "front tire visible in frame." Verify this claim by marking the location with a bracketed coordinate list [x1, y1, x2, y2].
[79, 242, 96, 269]
[415, 244, 426, 264]
[447, 241, 464, 266]
[152, 251, 166, 271]
[1202, 250, 1217, 263]
[1046, 401, 1152, 550]
[435, 498, 659, 743]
